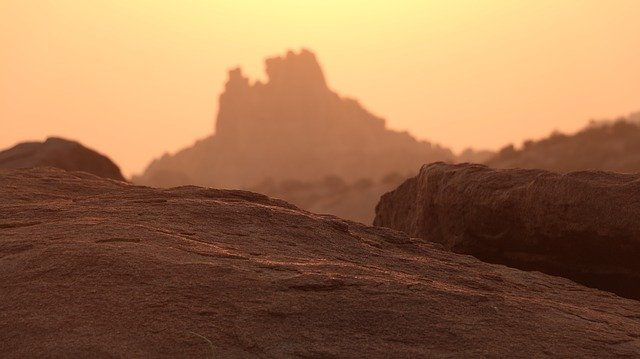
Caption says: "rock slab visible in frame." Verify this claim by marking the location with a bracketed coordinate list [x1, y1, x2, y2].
[1, 168, 640, 358]
[374, 162, 640, 300]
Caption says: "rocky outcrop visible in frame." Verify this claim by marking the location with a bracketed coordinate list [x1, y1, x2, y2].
[0, 137, 125, 181]
[374, 162, 640, 300]
[485, 118, 640, 173]
[1, 167, 640, 358]
[133, 50, 452, 222]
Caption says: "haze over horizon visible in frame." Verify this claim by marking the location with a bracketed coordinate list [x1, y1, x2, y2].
[2, 1, 639, 176]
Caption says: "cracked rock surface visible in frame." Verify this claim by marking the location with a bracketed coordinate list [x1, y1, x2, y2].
[1, 168, 639, 358]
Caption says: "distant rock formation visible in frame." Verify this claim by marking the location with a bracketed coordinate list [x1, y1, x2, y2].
[3, 167, 640, 357]
[374, 162, 640, 300]
[134, 50, 453, 222]
[249, 172, 408, 224]
[485, 117, 640, 172]
[0, 137, 125, 181]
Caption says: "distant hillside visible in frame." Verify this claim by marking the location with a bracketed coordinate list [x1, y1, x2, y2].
[485, 116, 640, 173]
[249, 172, 409, 224]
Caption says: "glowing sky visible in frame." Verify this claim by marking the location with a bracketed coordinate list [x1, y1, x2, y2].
[2, 1, 639, 176]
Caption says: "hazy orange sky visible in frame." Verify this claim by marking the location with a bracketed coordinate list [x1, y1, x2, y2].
[2, 1, 639, 177]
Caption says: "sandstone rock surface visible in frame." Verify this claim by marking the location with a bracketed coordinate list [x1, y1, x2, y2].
[0, 137, 125, 181]
[374, 162, 640, 300]
[2, 168, 640, 358]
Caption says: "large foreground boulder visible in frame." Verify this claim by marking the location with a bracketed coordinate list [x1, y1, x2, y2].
[374, 162, 640, 300]
[1, 168, 639, 357]
[0, 137, 125, 181]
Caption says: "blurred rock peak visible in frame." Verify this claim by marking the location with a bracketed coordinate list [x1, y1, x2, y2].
[265, 48, 327, 90]
[224, 49, 327, 93]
